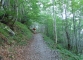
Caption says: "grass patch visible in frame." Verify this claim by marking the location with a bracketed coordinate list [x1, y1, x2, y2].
[43, 34, 56, 49]
[43, 34, 83, 60]
[57, 44, 79, 60]
[0, 22, 32, 46]
[0, 23, 9, 37]
[15, 22, 32, 39]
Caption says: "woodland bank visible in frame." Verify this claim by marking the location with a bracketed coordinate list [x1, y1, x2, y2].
[0, 22, 32, 60]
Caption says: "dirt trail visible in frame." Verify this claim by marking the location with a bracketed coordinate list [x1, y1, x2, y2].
[24, 34, 62, 60]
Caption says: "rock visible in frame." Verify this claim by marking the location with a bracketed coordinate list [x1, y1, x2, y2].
[4, 26, 15, 36]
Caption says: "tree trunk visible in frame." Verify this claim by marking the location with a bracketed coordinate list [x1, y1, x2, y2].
[52, 0, 57, 44]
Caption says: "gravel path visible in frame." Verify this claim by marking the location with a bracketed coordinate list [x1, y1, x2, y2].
[24, 34, 62, 60]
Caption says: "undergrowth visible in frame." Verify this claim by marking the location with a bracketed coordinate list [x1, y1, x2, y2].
[43, 35, 56, 49]
[0, 22, 32, 46]
[14, 22, 32, 45]
[43, 34, 83, 60]
[0, 22, 33, 60]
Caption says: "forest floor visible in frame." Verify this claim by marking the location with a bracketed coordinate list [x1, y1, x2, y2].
[24, 33, 62, 60]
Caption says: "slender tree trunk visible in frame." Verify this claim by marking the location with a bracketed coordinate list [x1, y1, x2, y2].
[52, 0, 57, 44]
[71, 1, 78, 53]
[64, 2, 71, 50]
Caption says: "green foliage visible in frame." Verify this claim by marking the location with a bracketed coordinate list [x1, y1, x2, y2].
[43, 34, 56, 49]
[0, 0, 83, 59]
[56, 44, 83, 60]
[79, 55, 83, 60]
[12, 22, 32, 45]
[43, 34, 83, 60]
[0, 9, 5, 16]
[0, 23, 9, 36]
[15, 22, 32, 39]
[0, 22, 32, 46]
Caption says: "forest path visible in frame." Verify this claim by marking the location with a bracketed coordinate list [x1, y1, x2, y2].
[24, 33, 61, 60]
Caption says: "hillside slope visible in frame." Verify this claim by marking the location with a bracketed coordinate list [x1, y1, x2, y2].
[0, 22, 32, 60]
